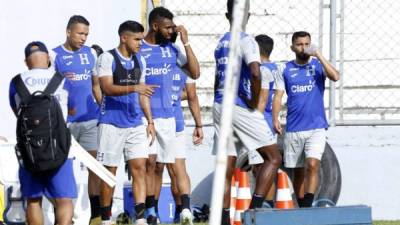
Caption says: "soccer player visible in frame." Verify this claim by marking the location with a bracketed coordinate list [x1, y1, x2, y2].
[51, 15, 102, 223]
[9, 41, 76, 225]
[95, 21, 157, 225]
[252, 34, 280, 208]
[214, 1, 282, 224]
[272, 31, 340, 207]
[167, 68, 203, 223]
[140, 6, 200, 225]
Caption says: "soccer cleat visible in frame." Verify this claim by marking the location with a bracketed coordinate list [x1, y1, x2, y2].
[89, 216, 102, 225]
[101, 220, 112, 225]
[146, 215, 158, 225]
[135, 218, 148, 225]
[180, 208, 193, 225]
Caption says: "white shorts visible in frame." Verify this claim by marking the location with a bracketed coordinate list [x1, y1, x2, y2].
[283, 128, 327, 168]
[97, 124, 148, 167]
[172, 131, 187, 159]
[68, 119, 98, 151]
[148, 118, 177, 163]
[212, 103, 276, 165]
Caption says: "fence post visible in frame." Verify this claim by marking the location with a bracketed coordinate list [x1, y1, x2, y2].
[329, 0, 337, 126]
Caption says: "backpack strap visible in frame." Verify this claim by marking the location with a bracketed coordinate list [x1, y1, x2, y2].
[12, 74, 31, 103]
[43, 72, 64, 95]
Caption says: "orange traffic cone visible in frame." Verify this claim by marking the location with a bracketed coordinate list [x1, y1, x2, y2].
[229, 175, 237, 224]
[233, 169, 251, 225]
[275, 169, 294, 209]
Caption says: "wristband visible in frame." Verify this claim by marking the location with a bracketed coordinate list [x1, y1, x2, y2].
[195, 125, 202, 128]
[183, 42, 190, 47]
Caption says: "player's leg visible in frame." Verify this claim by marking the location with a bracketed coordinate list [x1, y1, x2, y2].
[250, 144, 281, 208]
[252, 164, 275, 208]
[96, 124, 125, 224]
[128, 158, 147, 224]
[125, 125, 151, 225]
[302, 128, 326, 207]
[81, 120, 101, 222]
[166, 163, 181, 222]
[26, 198, 43, 225]
[45, 159, 77, 225]
[221, 156, 237, 225]
[283, 131, 308, 207]
[146, 154, 157, 220]
[54, 198, 74, 225]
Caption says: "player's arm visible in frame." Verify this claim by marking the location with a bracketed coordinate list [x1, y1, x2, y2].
[9, 80, 18, 117]
[272, 90, 284, 135]
[272, 64, 286, 135]
[309, 49, 340, 81]
[241, 36, 262, 110]
[139, 89, 156, 146]
[185, 81, 203, 145]
[176, 25, 200, 79]
[92, 75, 102, 104]
[257, 66, 272, 112]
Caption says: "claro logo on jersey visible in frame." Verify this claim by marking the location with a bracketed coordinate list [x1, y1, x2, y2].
[291, 80, 316, 93]
[69, 69, 91, 81]
[145, 63, 171, 76]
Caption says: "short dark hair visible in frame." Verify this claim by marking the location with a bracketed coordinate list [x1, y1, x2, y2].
[292, 31, 311, 43]
[227, 0, 235, 16]
[255, 34, 274, 57]
[91, 44, 104, 57]
[67, 15, 89, 29]
[148, 7, 174, 26]
[118, 20, 144, 36]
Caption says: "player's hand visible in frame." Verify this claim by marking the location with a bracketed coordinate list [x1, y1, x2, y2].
[135, 84, 159, 97]
[146, 123, 156, 146]
[192, 126, 204, 145]
[175, 25, 189, 46]
[63, 72, 75, 80]
[273, 119, 283, 135]
[304, 44, 319, 57]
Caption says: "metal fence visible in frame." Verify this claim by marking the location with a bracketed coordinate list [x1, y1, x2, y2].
[152, 0, 400, 125]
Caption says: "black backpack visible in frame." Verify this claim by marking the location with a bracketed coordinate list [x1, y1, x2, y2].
[12, 72, 71, 174]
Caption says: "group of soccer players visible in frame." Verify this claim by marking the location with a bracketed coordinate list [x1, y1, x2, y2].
[214, 1, 340, 225]
[8, 0, 340, 224]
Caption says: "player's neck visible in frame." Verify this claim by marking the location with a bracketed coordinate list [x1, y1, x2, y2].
[63, 42, 79, 52]
[144, 31, 157, 45]
[117, 45, 132, 58]
[295, 58, 310, 65]
[260, 55, 271, 63]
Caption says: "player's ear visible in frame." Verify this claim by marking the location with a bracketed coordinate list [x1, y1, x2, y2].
[290, 45, 295, 52]
[152, 22, 158, 32]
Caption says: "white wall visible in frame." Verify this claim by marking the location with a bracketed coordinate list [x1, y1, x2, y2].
[0, 0, 141, 138]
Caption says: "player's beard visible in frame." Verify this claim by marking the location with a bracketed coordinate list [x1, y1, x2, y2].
[297, 52, 310, 61]
[155, 30, 170, 46]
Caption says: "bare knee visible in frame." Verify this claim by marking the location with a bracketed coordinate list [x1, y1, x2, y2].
[306, 159, 320, 175]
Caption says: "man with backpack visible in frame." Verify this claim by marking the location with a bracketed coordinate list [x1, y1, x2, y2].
[9, 41, 76, 225]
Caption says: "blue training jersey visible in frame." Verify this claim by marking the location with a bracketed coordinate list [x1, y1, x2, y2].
[52, 45, 99, 123]
[277, 58, 328, 132]
[261, 62, 278, 132]
[96, 48, 146, 128]
[171, 68, 187, 132]
[140, 40, 187, 119]
[214, 32, 260, 109]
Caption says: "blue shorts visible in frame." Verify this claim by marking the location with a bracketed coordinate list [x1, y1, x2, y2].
[19, 159, 77, 199]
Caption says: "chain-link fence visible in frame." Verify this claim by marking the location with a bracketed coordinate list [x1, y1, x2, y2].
[155, 0, 400, 125]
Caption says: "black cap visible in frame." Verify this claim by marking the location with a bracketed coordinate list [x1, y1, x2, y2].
[24, 41, 48, 58]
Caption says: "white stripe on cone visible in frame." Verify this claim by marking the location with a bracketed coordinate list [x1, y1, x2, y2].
[276, 188, 292, 201]
[237, 187, 251, 199]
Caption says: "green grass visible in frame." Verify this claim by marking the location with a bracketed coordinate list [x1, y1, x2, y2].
[374, 221, 400, 225]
